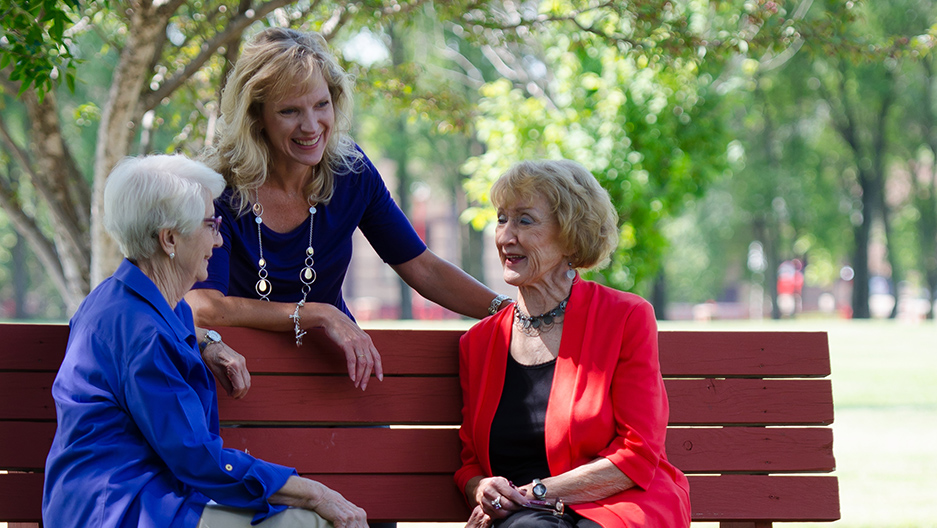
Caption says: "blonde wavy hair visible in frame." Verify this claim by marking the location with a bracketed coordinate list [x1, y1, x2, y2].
[203, 27, 361, 214]
[490, 160, 620, 270]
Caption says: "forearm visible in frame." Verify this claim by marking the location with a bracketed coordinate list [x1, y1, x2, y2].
[393, 250, 502, 319]
[523, 458, 635, 505]
[268, 475, 324, 509]
[186, 289, 340, 332]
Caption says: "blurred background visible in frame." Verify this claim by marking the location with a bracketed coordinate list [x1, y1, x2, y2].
[2, 1, 936, 525]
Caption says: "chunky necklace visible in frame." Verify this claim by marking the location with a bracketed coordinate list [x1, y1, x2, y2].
[514, 295, 570, 335]
[252, 198, 318, 303]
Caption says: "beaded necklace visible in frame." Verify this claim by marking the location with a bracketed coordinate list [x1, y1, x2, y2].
[514, 294, 570, 336]
[251, 200, 318, 301]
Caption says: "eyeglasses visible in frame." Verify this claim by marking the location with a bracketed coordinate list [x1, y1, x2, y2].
[203, 216, 222, 236]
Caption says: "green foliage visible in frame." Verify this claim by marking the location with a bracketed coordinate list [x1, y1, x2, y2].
[0, 0, 83, 99]
[462, 29, 729, 294]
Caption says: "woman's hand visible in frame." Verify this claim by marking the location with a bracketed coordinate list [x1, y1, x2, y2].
[465, 505, 492, 528]
[472, 476, 529, 519]
[307, 302, 383, 391]
[305, 484, 368, 528]
[271, 476, 368, 528]
[200, 339, 251, 399]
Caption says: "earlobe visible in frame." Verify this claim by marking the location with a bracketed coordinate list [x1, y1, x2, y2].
[158, 228, 177, 259]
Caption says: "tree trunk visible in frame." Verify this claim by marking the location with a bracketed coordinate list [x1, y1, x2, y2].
[918, 58, 937, 319]
[91, 6, 172, 286]
[650, 269, 667, 320]
[12, 231, 29, 318]
[7, 89, 91, 313]
[851, 183, 873, 319]
[387, 24, 413, 320]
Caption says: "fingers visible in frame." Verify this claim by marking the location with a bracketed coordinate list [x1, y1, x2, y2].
[321, 308, 384, 391]
[476, 477, 525, 518]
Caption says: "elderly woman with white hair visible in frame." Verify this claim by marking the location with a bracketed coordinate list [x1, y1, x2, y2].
[42, 154, 367, 528]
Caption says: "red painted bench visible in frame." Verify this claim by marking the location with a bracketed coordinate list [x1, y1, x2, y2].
[0, 323, 839, 526]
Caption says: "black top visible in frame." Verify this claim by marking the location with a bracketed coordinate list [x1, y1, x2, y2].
[489, 354, 556, 485]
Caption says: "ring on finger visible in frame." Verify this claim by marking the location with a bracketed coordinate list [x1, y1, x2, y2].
[491, 495, 502, 510]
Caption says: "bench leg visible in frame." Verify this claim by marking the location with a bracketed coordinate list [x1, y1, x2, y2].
[719, 523, 772, 528]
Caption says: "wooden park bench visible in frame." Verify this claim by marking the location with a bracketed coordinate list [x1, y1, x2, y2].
[0, 323, 839, 527]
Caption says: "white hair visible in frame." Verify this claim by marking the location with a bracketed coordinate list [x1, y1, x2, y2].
[103, 154, 225, 261]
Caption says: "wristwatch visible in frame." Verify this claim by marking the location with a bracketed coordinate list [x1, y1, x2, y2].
[532, 478, 547, 500]
[488, 294, 512, 315]
[199, 329, 222, 352]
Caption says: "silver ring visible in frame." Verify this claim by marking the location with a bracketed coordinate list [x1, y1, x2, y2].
[492, 495, 502, 510]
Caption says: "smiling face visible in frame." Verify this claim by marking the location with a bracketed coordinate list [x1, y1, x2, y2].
[260, 69, 334, 175]
[175, 192, 222, 287]
[495, 193, 569, 289]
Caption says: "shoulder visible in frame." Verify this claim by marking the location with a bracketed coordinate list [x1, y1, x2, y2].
[575, 280, 654, 318]
[461, 306, 511, 348]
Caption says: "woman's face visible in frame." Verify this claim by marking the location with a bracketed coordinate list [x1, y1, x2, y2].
[175, 193, 222, 286]
[260, 69, 334, 173]
[495, 193, 568, 288]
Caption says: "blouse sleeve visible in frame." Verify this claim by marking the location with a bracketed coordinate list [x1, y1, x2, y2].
[355, 153, 427, 265]
[596, 299, 669, 490]
[121, 331, 295, 523]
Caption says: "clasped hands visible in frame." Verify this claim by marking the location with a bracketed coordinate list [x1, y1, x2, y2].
[468, 476, 563, 527]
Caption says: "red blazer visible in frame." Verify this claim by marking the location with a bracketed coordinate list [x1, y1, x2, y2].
[455, 279, 691, 527]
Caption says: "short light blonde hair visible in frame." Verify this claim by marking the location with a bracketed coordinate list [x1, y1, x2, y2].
[490, 160, 619, 269]
[203, 27, 361, 213]
[103, 155, 225, 261]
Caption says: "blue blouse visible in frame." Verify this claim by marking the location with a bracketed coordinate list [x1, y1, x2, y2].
[42, 260, 296, 528]
[193, 149, 427, 317]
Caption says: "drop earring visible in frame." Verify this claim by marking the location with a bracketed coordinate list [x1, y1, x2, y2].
[566, 262, 576, 280]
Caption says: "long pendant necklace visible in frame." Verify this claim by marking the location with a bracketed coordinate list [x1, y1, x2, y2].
[252, 198, 318, 303]
[514, 294, 570, 336]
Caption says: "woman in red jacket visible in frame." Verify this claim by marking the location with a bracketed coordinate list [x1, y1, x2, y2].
[455, 160, 690, 528]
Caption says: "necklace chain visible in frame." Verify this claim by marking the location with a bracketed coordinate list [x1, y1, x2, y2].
[252, 197, 317, 303]
[514, 295, 570, 336]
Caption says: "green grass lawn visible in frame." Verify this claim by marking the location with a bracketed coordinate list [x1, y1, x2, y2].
[387, 317, 937, 527]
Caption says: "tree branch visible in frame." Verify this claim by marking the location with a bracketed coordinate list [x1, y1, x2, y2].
[0, 176, 70, 304]
[142, 0, 297, 110]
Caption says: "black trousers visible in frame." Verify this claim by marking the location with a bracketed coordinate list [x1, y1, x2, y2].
[495, 509, 602, 528]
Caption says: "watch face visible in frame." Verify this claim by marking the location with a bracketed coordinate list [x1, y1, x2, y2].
[206, 330, 222, 342]
[533, 482, 546, 498]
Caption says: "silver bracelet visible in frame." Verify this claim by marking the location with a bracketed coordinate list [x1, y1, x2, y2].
[488, 294, 512, 315]
[289, 300, 306, 347]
